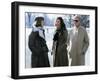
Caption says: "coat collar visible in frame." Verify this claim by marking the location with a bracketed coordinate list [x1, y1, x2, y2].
[32, 26, 45, 39]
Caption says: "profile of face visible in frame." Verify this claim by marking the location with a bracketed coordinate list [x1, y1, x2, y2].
[40, 20, 44, 27]
[55, 19, 61, 30]
[73, 16, 80, 28]
[35, 17, 44, 28]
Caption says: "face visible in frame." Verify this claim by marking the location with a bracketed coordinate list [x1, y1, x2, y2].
[41, 20, 44, 27]
[55, 19, 61, 30]
[73, 17, 80, 28]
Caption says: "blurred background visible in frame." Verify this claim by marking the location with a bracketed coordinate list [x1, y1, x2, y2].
[25, 12, 90, 68]
[25, 12, 89, 28]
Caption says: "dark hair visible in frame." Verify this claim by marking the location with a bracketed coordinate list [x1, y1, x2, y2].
[35, 17, 44, 27]
[53, 17, 66, 41]
[56, 17, 66, 31]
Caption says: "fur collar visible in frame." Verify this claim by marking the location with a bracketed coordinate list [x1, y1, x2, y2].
[32, 26, 45, 39]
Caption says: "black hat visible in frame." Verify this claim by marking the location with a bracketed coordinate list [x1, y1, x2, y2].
[35, 17, 44, 21]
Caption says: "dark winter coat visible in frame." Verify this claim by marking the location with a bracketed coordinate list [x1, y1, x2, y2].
[52, 29, 69, 67]
[28, 30, 50, 68]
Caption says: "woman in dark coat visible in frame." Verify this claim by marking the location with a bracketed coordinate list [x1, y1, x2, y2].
[28, 17, 50, 68]
[52, 17, 69, 67]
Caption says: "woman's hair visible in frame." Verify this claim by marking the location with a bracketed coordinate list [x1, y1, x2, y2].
[53, 17, 66, 41]
[35, 17, 44, 27]
[56, 17, 66, 30]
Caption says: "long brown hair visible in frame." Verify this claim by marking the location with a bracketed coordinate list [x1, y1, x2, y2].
[56, 17, 66, 31]
[53, 17, 67, 41]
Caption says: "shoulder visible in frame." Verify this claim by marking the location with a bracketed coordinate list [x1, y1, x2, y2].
[62, 29, 68, 38]
[63, 29, 68, 34]
[80, 26, 86, 30]
[79, 26, 87, 33]
[29, 30, 39, 38]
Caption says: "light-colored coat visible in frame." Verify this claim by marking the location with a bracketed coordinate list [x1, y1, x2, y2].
[68, 26, 89, 66]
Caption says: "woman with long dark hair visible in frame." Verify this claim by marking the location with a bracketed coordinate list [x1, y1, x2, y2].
[52, 17, 69, 67]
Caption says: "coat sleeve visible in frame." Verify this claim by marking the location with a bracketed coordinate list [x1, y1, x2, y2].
[82, 30, 89, 54]
[28, 32, 44, 55]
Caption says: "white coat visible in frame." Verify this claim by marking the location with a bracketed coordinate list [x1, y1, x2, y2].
[68, 26, 89, 66]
